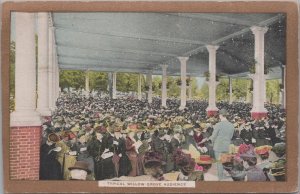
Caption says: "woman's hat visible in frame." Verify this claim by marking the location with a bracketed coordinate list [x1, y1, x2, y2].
[68, 161, 91, 174]
[95, 126, 107, 134]
[272, 142, 286, 155]
[183, 124, 193, 130]
[143, 151, 165, 168]
[220, 153, 234, 164]
[238, 144, 257, 159]
[48, 133, 60, 143]
[195, 155, 214, 164]
[255, 145, 272, 155]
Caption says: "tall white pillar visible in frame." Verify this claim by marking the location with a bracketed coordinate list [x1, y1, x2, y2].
[55, 64, 60, 100]
[37, 12, 51, 116]
[11, 13, 42, 126]
[188, 77, 192, 100]
[48, 25, 54, 110]
[250, 26, 268, 119]
[112, 72, 117, 99]
[206, 45, 219, 117]
[137, 73, 142, 100]
[229, 77, 233, 104]
[178, 57, 188, 110]
[85, 70, 90, 96]
[146, 71, 153, 104]
[161, 65, 168, 107]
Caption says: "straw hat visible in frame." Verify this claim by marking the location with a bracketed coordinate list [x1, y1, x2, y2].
[48, 133, 60, 143]
[195, 155, 214, 164]
[68, 161, 91, 174]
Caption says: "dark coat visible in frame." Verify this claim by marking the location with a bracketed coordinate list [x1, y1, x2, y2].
[113, 137, 132, 177]
[87, 134, 116, 180]
[240, 128, 253, 145]
[252, 129, 271, 147]
[76, 142, 94, 175]
[265, 127, 281, 146]
[40, 143, 62, 180]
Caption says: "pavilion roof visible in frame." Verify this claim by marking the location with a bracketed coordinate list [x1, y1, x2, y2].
[53, 12, 285, 79]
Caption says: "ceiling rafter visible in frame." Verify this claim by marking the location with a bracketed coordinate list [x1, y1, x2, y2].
[54, 25, 207, 45]
[58, 54, 159, 65]
[60, 63, 168, 74]
[164, 13, 254, 26]
[56, 43, 178, 57]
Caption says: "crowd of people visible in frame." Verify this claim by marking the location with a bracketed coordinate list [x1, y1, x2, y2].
[40, 90, 286, 182]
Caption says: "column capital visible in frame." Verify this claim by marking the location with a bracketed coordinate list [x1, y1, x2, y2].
[250, 26, 268, 35]
[177, 56, 189, 63]
[206, 45, 219, 52]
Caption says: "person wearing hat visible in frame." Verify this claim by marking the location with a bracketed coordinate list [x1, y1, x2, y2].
[238, 144, 268, 181]
[265, 120, 281, 146]
[69, 161, 91, 180]
[174, 150, 204, 181]
[40, 133, 63, 180]
[195, 155, 217, 181]
[229, 156, 246, 181]
[55, 130, 78, 180]
[209, 108, 235, 181]
[142, 151, 165, 180]
[75, 134, 95, 180]
[170, 125, 184, 156]
[254, 145, 276, 181]
[240, 121, 254, 145]
[125, 128, 141, 177]
[111, 123, 132, 177]
[270, 142, 286, 181]
[88, 126, 116, 180]
[150, 127, 168, 173]
[181, 124, 199, 153]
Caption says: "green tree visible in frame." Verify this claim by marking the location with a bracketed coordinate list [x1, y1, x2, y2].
[59, 70, 85, 90]
[197, 83, 209, 100]
[266, 79, 280, 104]
[216, 78, 229, 101]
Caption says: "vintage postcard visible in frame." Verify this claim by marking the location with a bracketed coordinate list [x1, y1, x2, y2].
[1, 1, 298, 193]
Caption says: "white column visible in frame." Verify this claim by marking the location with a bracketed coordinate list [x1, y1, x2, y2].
[37, 12, 51, 116]
[146, 71, 153, 103]
[112, 72, 117, 99]
[48, 25, 54, 110]
[85, 70, 90, 96]
[56, 64, 60, 99]
[188, 77, 192, 100]
[161, 65, 168, 107]
[206, 45, 219, 115]
[178, 57, 188, 110]
[229, 77, 233, 104]
[137, 73, 142, 100]
[250, 26, 268, 119]
[11, 13, 42, 126]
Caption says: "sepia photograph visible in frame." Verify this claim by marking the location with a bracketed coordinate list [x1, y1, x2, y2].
[1, 1, 298, 193]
